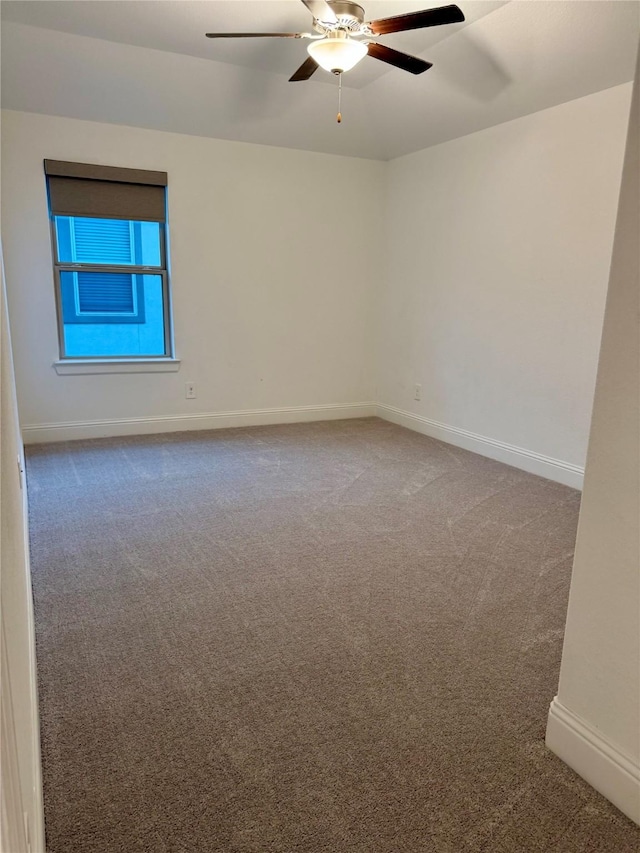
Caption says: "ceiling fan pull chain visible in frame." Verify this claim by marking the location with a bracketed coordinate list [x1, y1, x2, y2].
[337, 73, 343, 123]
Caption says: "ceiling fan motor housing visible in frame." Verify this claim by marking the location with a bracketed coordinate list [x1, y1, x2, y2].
[313, 1, 367, 34]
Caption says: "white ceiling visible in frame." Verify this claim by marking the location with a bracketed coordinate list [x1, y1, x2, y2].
[1, 1, 508, 90]
[2, 1, 638, 160]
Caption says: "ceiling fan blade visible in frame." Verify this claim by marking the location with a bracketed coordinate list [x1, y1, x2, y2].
[289, 56, 320, 82]
[367, 4, 464, 36]
[367, 43, 432, 75]
[206, 32, 307, 39]
[300, 0, 338, 24]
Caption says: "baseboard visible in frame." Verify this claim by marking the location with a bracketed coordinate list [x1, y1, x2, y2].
[376, 405, 584, 489]
[21, 402, 378, 444]
[23, 403, 586, 490]
[546, 697, 640, 825]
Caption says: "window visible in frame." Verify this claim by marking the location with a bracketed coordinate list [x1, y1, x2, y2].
[45, 160, 173, 360]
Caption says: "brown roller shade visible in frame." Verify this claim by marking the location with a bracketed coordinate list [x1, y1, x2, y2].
[44, 160, 167, 222]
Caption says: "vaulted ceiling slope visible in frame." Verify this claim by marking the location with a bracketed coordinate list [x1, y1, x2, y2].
[2, 1, 638, 160]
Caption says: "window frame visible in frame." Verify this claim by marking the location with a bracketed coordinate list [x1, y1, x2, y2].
[49, 215, 174, 360]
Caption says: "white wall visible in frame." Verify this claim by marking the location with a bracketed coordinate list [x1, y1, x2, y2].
[546, 52, 639, 825]
[1, 110, 383, 438]
[376, 84, 632, 484]
[0, 86, 631, 475]
[1, 244, 45, 852]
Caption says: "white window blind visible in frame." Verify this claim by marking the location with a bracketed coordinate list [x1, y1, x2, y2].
[72, 218, 133, 265]
[76, 272, 136, 314]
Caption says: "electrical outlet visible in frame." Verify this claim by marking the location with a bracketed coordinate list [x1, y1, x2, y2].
[414, 383, 422, 402]
[185, 382, 197, 400]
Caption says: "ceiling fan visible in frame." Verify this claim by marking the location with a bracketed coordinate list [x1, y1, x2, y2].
[205, 1, 465, 81]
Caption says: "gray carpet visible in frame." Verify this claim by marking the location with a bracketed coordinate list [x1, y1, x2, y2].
[26, 417, 639, 852]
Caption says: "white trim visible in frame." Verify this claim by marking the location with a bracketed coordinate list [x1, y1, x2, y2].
[21, 402, 378, 444]
[21, 455, 46, 853]
[0, 466, 45, 853]
[1, 244, 45, 851]
[53, 358, 181, 375]
[546, 697, 640, 826]
[1, 622, 28, 853]
[376, 404, 584, 489]
[21, 402, 587, 489]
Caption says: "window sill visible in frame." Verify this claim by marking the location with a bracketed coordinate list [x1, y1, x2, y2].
[53, 358, 181, 375]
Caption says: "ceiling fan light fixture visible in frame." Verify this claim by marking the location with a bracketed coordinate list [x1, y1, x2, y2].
[307, 36, 368, 73]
